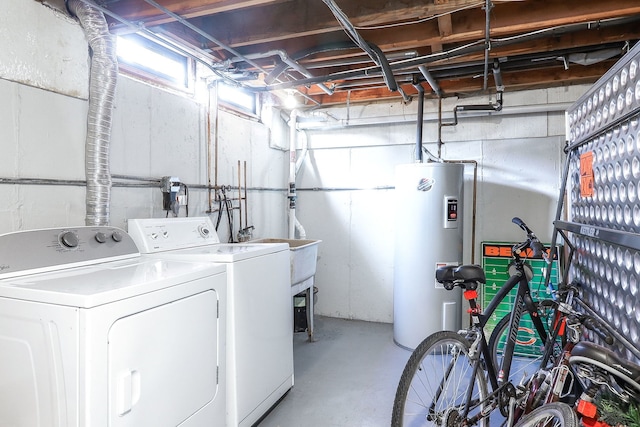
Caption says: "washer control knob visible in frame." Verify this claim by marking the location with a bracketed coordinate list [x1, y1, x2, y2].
[150, 232, 158, 240]
[198, 225, 210, 238]
[60, 231, 79, 248]
[111, 231, 123, 242]
[95, 232, 107, 243]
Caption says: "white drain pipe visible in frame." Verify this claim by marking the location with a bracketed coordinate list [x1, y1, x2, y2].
[67, 0, 118, 226]
[289, 109, 305, 239]
[288, 109, 327, 239]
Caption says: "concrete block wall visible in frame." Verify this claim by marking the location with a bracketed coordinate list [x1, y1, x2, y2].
[1, 0, 594, 324]
[296, 87, 582, 322]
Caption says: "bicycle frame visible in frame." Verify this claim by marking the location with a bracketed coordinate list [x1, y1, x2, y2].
[456, 255, 551, 423]
[410, 219, 555, 426]
[477, 258, 550, 390]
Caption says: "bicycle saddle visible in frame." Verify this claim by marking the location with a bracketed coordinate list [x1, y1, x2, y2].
[570, 341, 640, 387]
[436, 265, 486, 290]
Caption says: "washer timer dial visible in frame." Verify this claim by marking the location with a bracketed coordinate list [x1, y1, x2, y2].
[59, 231, 79, 248]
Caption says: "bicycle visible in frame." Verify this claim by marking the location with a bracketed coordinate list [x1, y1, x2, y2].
[391, 217, 567, 426]
[551, 282, 640, 427]
[515, 281, 614, 410]
[526, 281, 640, 426]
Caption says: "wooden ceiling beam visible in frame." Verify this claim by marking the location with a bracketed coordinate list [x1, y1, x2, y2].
[198, 0, 640, 66]
[305, 60, 616, 105]
[109, 0, 482, 36]
[424, 22, 640, 67]
[197, 0, 484, 49]
[268, 23, 636, 92]
[107, 0, 288, 26]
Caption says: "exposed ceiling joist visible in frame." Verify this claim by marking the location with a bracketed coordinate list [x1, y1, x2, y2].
[94, 0, 640, 106]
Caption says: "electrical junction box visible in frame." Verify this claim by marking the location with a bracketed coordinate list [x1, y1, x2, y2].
[161, 176, 181, 214]
[161, 176, 181, 193]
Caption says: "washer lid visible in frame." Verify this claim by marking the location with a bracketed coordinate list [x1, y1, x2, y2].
[150, 242, 289, 262]
[0, 257, 226, 308]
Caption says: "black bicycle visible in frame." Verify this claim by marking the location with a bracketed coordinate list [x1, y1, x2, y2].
[391, 217, 574, 426]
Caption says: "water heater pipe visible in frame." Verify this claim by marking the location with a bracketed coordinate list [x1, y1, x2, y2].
[67, 0, 118, 226]
[447, 159, 478, 264]
[413, 82, 425, 163]
[418, 65, 442, 98]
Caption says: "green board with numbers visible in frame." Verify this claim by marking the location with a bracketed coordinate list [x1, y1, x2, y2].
[481, 242, 560, 357]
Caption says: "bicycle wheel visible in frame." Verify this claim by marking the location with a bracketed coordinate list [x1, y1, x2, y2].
[513, 402, 579, 427]
[392, 330, 489, 427]
[488, 313, 549, 384]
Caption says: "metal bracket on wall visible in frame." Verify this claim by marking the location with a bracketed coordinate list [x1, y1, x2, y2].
[554, 220, 640, 252]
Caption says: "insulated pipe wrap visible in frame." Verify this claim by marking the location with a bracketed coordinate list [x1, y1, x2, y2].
[67, 0, 118, 226]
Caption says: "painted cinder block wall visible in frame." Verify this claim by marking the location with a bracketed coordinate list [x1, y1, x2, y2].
[295, 88, 576, 322]
[1, 0, 589, 323]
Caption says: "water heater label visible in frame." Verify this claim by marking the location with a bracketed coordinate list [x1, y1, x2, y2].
[417, 178, 435, 191]
[444, 196, 458, 229]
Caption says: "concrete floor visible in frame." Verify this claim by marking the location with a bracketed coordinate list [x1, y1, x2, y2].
[257, 316, 411, 427]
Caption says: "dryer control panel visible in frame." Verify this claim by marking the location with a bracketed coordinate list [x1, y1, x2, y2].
[0, 226, 139, 278]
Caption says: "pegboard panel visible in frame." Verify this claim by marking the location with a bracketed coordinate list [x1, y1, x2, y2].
[565, 42, 640, 363]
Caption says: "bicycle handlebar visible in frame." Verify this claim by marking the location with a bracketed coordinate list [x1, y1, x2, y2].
[512, 217, 545, 258]
[582, 317, 615, 345]
[511, 216, 531, 233]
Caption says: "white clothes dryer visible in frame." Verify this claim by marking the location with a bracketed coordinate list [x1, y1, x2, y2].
[128, 217, 293, 427]
[0, 226, 227, 427]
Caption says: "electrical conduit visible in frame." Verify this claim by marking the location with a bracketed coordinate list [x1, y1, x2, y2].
[67, 0, 118, 226]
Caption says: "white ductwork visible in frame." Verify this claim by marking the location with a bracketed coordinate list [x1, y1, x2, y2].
[67, 0, 118, 226]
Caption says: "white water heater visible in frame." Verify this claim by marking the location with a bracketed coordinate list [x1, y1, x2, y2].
[393, 162, 464, 350]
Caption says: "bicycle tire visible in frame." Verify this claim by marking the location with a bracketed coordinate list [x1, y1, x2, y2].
[513, 402, 579, 426]
[391, 330, 489, 426]
[488, 313, 548, 384]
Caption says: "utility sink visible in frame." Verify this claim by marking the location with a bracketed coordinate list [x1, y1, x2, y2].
[251, 238, 321, 285]
[252, 238, 321, 341]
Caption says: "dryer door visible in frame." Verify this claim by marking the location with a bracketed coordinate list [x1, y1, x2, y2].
[108, 290, 219, 427]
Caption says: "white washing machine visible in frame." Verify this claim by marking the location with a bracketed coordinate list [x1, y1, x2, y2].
[0, 225, 227, 427]
[127, 217, 293, 427]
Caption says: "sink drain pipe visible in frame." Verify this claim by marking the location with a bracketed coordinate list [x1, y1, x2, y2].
[67, 0, 118, 226]
[289, 109, 305, 239]
[288, 109, 328, 239]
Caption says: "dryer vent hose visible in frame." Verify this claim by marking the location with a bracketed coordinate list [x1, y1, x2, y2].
[67, 0, 118, 226]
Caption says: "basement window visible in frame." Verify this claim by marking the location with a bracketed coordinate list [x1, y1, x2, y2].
[116, 34, 191, 89]
[217, 83, 258, 116]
